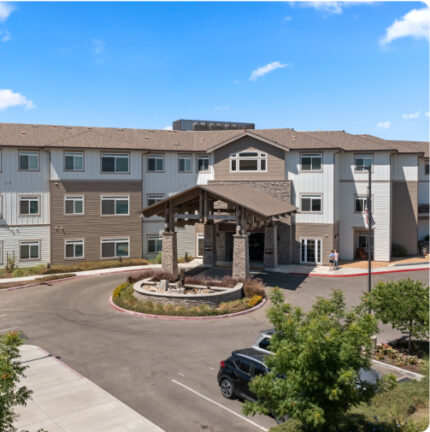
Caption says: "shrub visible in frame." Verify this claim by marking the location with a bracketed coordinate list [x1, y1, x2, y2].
[247, 295, 263, 308]
[113, 282, 130, 299]
[243, 277, 266, 298]
[392, 243, 408, 257]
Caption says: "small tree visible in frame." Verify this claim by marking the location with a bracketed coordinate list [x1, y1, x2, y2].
[0, 332, 33, 432]
[243, 289, 393, 431]
[364, 278, 429, 353]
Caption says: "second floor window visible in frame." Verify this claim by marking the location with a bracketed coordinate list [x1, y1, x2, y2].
[355, 154, 372, 171]
[148, 154, 164, 172]
[101, 153, 129, 173]
[19, 196, 39, 215]
[301, 194, 322, 213]
[230, 152, 267, 172]
[197, 155, 210, 172]
[178, 154, 192, 172]
[355, 196, 367, 213]
[301, 153, 322, 171]
[65, 196, 84, 215]
[425, 162, 429, 175]
[65, 152, 84, 171]
[147, 194, 164, 206]
[101, 196, 129, 215]
[19, 151, 39, 171]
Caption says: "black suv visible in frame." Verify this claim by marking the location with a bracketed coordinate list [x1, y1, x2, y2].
[217, 348, 268, 401]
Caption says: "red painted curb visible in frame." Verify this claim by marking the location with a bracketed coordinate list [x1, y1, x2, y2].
[109, 294, 267, 320]
[291, 267, 429, 278]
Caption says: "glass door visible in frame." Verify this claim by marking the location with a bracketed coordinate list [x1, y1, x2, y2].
[300, 239, 322, 264]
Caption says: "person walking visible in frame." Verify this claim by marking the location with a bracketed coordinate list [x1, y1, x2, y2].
[329, 250, 335, 270]
[334, 249, 339, 270]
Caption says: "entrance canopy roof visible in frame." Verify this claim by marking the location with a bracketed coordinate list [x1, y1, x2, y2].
[142, 184, 297, 219]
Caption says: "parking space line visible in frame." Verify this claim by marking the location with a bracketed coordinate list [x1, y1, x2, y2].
[171, 379, 269, 432]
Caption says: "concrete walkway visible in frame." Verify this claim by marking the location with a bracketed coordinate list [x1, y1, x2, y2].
[14, 345, 165, 432]
[0, 259, 203, 286]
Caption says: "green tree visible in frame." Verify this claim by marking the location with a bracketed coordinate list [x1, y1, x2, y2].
[364, 278, 429, 353]
[243, 288, 393, 431]
[0, 331, 33, 432]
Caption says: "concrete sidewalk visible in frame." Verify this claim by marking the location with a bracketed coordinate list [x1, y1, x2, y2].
[0, 259, 202, 285]
[14, 345, 165, 432]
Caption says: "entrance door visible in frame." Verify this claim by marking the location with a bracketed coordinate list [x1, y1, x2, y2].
[249, 233, 265, 261]
[300, 238, 322, 264]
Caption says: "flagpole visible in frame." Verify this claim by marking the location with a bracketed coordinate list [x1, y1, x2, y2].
[365, 165, 372, 295]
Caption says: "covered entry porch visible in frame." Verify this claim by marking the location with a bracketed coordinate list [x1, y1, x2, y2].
[142, 184, 297, 279]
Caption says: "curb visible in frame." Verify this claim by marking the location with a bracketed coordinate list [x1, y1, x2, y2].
[371, 359, 425, 381]
[109, 295, 267, 320]
[291, 267, 429, 278]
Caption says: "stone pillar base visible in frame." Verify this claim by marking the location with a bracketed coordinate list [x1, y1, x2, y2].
[162, 232, 178, 280]
[203, 223, 217, 266]
[232, 234, 249, 280]
[264, 224, 278, 268]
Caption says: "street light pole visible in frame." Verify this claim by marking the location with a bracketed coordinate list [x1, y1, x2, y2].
[365, 165, 372, 294]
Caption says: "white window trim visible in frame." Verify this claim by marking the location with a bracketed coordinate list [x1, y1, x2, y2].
[64, 196, 85, 215]
[229, 152, 267, 173]
[64, 151, 84, 172]
[147, 154, 164, 172]
[101, 237, 130, 259]
[299, 237, 323, 265]
[197, 155, 210, 172]
[196, 234, 204, 257]
[19, 240, 41, 261]
[147, 194, 165, 207]
[354, 154, 373, 172]
[19, 151, 39, 171]
[19, 196, 40, 216]
[300, 194, 323, 214]
[300, 152, 323, 172]
[100, 152, 130, 174]
[178, 154, 192, 173]
[100, 196, 130, 216]
[147, 235, 163, 254]
[64, 239, 85, 259]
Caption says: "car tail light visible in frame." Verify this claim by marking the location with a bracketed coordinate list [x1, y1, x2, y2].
[220, 361, 226, 367]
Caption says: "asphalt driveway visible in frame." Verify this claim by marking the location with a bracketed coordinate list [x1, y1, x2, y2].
[1, 269, 428, 432]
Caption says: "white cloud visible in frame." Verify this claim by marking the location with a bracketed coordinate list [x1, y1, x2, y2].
[284, 16, 292, 22]
[164, 125, 172, 130]
[214, 105, 231, 111]
[233, 80, 240, 85]
[250, 61, 288, 81]
[304, 2, 343, 15]
[380, 8, 430, 45]
[402, 112, 420, 119]
[0, 89, 35, 110]
[0, 29, 10, 42]
[92, 38, 105, 55]
[377, 121, 391, 129]
[426, 112, 430, 118]
[0, 2, 14, 22]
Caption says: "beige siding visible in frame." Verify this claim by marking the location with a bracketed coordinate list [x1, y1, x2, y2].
[50, 180, 142, 264]
[214, 137, 286, 181]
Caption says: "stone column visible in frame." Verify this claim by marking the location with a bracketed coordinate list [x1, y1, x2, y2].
[232, 234, 249, 280]
[203, 223, 217, 266]
[162, 232, 178, 280]
[264, 224, 278, 268]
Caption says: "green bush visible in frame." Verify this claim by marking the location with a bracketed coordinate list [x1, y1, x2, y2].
[392, 243, 408, 257]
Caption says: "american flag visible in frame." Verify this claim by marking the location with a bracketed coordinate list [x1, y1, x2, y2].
[364, 200, 375, 228]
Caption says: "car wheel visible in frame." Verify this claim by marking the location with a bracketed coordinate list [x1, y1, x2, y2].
[220, 378, 235, 399]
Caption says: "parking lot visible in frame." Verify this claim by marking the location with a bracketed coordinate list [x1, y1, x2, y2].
[1, 268, 428, 432]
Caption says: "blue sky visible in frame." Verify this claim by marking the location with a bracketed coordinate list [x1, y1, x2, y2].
[0, 1, 428, 140]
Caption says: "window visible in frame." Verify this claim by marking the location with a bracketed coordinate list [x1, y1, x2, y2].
[19, 151, 39, 171]
[197, 234, 204, 257]
[355, 154, 372, 171]
[258, 337, 272, 352]
[233, 358, 252, 375]
[65, 240, 84, 259]
[101, 153, 129, 173]
[101, 196, 129, 215]
[355, 196, 367, 213]
[358, 234, 368, 249]
[178, 154, 192, 172]
[425, 162, 429, 176]
[65, 196, 84, 215]
[64, 152, 84, 171]
[301, 194, 322, 212]
[148, 154, 164, 172]
[0, 149, 2, 172]
[0, 241, 3, 265]
[301, 153, 322, 171]
[252, 363, 267, 377]
[19, 196, 39, 215]
[20, 241, 40, 260]
[197, 155, 210, 172]
[147, 194, 164, 207]
[230, 152, 267, 172]
[101, 238, 129, 258]
[148, 236, 162, 253]
[0, 195, 3, 219]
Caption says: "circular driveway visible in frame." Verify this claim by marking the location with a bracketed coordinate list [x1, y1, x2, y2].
[1, 268, 428, 432]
